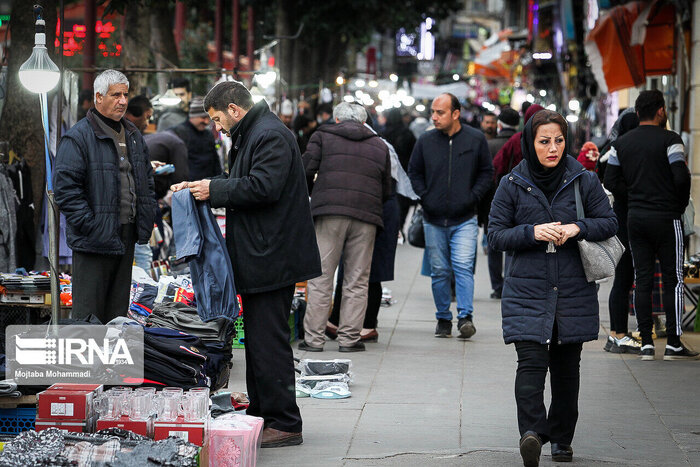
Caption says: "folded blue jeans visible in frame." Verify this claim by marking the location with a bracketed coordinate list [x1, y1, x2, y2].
[423, 217, 478, 320]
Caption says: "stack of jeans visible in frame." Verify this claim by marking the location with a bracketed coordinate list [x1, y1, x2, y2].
[147, 303, 234, 391]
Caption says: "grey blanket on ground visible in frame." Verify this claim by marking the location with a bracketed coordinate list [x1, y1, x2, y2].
[0, 379, 21, 398]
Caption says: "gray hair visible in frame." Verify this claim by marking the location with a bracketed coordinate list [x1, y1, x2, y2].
[333, 102, 367, 123]
[93, 70, 129, 103]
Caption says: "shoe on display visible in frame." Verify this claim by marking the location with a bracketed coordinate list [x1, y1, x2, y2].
[603, 336, 614, 352]
[457, 317, 476, 339]
[519, 430, 542, 467]
[298, 340, 323, 352]
[338, 341, 366, 353]
[640, 345, 655, 361]
[663, 343, 700, 361]
[435, 319, 452, 338]
[260, 427, 303, 448]
[610, 336, 641, 354]
[551, 443, 573, 462]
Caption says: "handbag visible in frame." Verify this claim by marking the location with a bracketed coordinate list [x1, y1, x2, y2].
[407, 206, 425, 248]
[574, 178, 625, 282]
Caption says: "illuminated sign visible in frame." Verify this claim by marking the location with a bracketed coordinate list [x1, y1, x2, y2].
[55, 20, 121, 57]
[396, 18, 435, 61]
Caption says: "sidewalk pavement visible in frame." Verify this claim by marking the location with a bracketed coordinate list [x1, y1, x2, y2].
[229, 242, 700, 466]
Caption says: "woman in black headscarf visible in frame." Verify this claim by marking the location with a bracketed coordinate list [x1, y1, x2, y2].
[488, 110, 617, 467]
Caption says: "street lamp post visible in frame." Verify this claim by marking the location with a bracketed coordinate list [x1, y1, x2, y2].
[18, 5, 61, 331]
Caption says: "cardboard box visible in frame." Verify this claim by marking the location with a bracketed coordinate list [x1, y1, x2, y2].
[97, 415, 154, 438]
[35, 415, 97, 433]
[37, 389, 95, 420]
[154, 416, 207, 446]
[47, 383, 103, 394]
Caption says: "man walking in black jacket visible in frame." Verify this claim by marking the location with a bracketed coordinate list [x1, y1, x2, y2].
[170, 96, 223, 181]
[604, 90, 698, 361]
[408, 93, 493, 338]
[172, 81, 321, 447]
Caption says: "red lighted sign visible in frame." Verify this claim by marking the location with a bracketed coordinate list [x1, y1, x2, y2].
[55, 19, 121, 57]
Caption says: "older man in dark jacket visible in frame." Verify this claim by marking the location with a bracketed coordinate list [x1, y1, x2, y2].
[172, 81, 321, 448]
[54, 69, 156, 324]
[301, 102, 392, 353]
[408, 93, 493, 339]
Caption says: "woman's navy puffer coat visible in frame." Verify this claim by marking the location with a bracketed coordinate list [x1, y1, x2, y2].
[487, 156, 618, 345]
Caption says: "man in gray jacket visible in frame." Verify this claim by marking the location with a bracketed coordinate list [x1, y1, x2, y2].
[301, 103, 392, 352]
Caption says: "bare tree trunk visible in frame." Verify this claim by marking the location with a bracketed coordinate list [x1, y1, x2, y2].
[122, 2, 151, 95]
[274, 0, 294, 97]
[149, 2, 180, 93]
[0, 0, 58, 232]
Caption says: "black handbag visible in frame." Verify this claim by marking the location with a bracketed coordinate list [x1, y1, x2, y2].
[407, 206, 425, 248]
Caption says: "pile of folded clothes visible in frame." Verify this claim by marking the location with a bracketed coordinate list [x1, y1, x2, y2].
[147, 303, 234, 391]
[122, 325, 209, 389]
[0, 272, 51, 293]
[129, 271, 196, 324]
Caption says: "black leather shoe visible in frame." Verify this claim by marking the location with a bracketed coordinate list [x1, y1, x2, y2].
[297, 340, 323, 352]
[551, 443, 573, 462]
[338, 341, 366, 352]
[519, 431, 541, 467]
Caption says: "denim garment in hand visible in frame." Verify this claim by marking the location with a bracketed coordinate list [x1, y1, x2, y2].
[172, 189, 239, 321]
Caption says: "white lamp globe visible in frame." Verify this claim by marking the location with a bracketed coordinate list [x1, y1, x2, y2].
[19, 18, 60, 94]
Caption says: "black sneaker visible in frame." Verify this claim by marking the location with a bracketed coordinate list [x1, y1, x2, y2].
[603, 336, 614, 352]
[640, 345, 655, 361]
[663, 343, 700, 361]
[435, 319, 452, 338]
[519, 431, 542, 467]
[490, 289, 502, 299]
[457, 317, 476, 339]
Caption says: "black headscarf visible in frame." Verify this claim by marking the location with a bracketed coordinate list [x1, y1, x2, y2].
[520, 112, 568, 201]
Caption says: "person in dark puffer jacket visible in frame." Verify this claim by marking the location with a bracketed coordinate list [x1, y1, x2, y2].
[488, 110, 617, 467]
[301, 102, 392, 353]
[54, 70, 156, 324]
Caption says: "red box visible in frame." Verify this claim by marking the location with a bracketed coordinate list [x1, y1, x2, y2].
[47, 383, 103, 394]
[97, 416, 154, 438]
[154, 416, 207, 446]
[35, 415, 97, 433]
[37, 389, 96, 419]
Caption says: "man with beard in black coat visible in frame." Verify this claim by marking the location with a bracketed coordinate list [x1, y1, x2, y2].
[172, 81, 321, 448]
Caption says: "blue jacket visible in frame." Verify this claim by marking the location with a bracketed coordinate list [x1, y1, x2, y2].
[407, 124, 493, 226]
[172, 190, 239, 322]
[487, 156, 617, 345]
[54, 110, 156, 254]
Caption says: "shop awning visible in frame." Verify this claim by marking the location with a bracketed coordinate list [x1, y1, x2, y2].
[584, 1, 676, 94]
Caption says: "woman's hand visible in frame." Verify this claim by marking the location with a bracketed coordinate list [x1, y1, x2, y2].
[555, 223, 581, 246]
[534, 222, 562, 242]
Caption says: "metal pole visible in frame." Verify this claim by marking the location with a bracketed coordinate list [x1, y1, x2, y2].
[49, 0, 66, 330]
[215, 0, 223, 70]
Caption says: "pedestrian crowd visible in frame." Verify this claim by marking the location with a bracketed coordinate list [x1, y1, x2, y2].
[51, 70, 697, 465]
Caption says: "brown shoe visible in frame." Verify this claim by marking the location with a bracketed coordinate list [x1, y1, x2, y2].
[360, 329, 378, 342]
[261, 427, 303, 448]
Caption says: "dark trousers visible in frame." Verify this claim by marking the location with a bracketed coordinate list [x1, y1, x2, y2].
[608, 250, 634, 334]
[514, 337, 582, 445]
[72, 224, 136, 324]
[627, 215, 684, 347]
[330, 280, 382, 329]
[241, 285, 301, 433]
